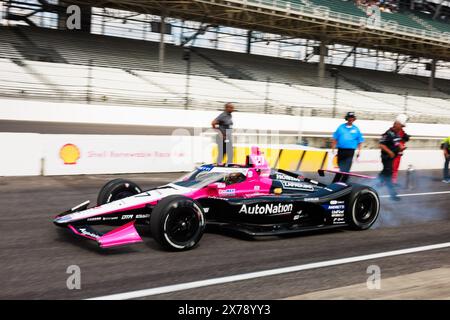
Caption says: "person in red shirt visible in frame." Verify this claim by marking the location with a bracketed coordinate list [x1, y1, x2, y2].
[391, 114, 410, 185]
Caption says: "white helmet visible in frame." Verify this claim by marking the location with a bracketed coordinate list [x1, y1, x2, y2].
[395, 114, 408, 126]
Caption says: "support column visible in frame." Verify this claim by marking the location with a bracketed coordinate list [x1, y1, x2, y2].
[159, 15, 166, 72]
[80, 5, 92, 33]
[246, 30, 252, 54]
[318, 40, 327, 86]
[428, 59, 436, 96]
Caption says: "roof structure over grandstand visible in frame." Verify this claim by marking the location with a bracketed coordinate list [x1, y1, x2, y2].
[65, 0, 450, 60]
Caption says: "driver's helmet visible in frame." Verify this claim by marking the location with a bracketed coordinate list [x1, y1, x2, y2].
[224, 172, 244, 185]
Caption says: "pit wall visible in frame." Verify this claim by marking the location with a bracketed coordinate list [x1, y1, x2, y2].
[0, 133, 444, 177]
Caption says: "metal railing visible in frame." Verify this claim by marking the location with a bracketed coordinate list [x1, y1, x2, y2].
[227, 0, 450, 43]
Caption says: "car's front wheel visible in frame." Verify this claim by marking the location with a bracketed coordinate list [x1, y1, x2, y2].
[97, 179, 142, 205]
[346, 185, 380, 230]
[150, 195, 205, 251]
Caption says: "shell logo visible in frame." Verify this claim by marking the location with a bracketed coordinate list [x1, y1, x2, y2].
[60, 143, 80, 165]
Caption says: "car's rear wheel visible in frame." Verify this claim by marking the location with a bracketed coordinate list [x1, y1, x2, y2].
[150, 195, 205, 251]
[97, 179, 142, 206]
[346, 185, 380, 230]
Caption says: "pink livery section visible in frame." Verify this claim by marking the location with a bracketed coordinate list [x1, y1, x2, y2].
[68, 221, 143, 248]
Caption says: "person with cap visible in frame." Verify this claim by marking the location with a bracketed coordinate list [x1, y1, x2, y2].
[391, 114, 410, 186]
[441, 136, 450, 183]
[378, 117, 407, 201]
[212, 102, 234, 165]
[331, 112, 365, 182]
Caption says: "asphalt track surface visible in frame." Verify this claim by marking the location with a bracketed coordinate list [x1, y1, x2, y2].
[0, 170, 449, 299]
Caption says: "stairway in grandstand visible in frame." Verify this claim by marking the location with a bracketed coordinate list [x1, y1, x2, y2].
[190, 47, 255, 81]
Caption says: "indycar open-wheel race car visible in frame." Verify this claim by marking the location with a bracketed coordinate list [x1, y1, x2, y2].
[54, 147, 380, 251]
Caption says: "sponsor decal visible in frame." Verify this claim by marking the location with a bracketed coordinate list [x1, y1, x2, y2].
[102, 216, 118, 221]
[121, 214, 134, 220]
[247, 170, 253, 178]
[135, 214, 150, 219]
[304, 197, 319, 202]
[219, 189, 236, 196]
[87, 217, 101, 222]
[199, 165, 213, 171]
[78, 228, 100, 239]
[254, 185, 260, 191]
[60, 143, 80, 165]
[331, 210, 345, 217]
[280, 181, 315, 191]
[216, 183, 226, 189]
[239, 203, 293, 215]
[275, 173, 300, 182]
[327, 205, 345, 210]
[323, 200, 346, 212]
[207, 196, 227, 200]
[333, 217, 346, 224]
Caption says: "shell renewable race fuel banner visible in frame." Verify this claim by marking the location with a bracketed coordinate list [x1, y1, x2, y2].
[0, 133, 210, 176]
[43, 135, 210, 175]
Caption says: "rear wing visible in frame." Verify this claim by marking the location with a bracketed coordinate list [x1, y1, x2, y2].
[318, 169, 376, 182]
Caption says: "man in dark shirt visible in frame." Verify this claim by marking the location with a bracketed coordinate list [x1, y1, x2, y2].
[441, 136, 450, 183]
[379, 119, 406, 201]
[212, 103, 234, 165]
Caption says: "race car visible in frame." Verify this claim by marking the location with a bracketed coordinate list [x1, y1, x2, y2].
[53, 147, 380, 251]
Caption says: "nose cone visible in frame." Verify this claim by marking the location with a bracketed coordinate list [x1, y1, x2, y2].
[53, 214, 72, 226]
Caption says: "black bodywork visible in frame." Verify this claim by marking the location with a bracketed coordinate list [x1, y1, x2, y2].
[198, 169, 353, 236]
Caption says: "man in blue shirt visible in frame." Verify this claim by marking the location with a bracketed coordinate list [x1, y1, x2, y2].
[331, 112, 364, 182]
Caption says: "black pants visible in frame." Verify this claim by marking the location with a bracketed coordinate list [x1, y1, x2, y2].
[380, 156, 398, 197]
[334, 149, 355, 183]
[444, 155, 449, 180]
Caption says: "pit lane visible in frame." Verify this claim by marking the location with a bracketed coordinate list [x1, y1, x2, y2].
[0, 170, 448, 299]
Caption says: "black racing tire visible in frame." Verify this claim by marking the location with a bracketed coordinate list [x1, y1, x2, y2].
[345, 185, 380, 230]
[150, 195, 205, 251]
[97, 179, 142, 206]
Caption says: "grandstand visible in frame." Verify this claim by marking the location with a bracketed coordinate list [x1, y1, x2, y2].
[1, 25, 450, 124]
[1, 0, 450, 125]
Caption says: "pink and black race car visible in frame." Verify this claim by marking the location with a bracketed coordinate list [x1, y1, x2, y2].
[53, 147, 380, 251]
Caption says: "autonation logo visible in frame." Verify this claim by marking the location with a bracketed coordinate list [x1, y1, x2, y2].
[239, 203, 293, 215]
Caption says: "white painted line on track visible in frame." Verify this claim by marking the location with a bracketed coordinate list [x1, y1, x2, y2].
[87, 242, 450, 300]
[380, 190, 450, 198]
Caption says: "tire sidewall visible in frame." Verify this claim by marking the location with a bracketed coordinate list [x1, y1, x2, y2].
[347, 186, 380, 230]
[151, 195, 205, 251]
[97, 179, 142, 205]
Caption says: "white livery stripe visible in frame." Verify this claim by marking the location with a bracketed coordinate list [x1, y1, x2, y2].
[87, 242, 450, 300]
